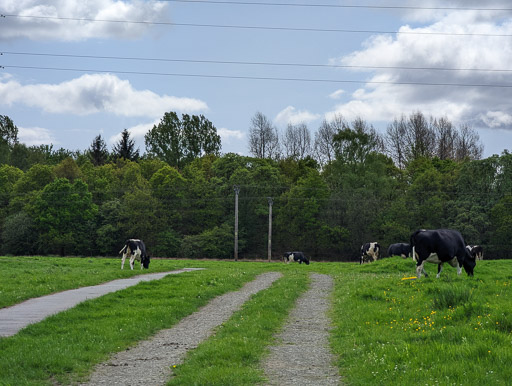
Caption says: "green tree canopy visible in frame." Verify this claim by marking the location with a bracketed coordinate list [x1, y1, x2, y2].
[145, 112, 221, 169]
[32, 178, 98, 255]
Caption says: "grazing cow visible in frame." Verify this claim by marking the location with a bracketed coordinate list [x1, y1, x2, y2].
[410, 229, 475, 278]
[360, 242, 380, 264]
[119, 239, 150, 270]
[388, 243, 412, 259]
[467, 245, 484, 260]
[283, 251, 310, 265]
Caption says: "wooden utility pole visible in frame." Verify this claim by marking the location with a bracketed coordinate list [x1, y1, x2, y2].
[233, 185, 240, 261]
[267, 197, 273, 262]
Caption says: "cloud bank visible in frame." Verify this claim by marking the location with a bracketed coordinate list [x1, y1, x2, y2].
[0, 73, 208, 117]
[327, 2, 512, 131]
[0, 0, 169, 41]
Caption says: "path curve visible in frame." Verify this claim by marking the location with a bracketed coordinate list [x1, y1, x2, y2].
[262, 273, 342, 385]
[0, 268, 203, 337]
[83, 271, 283, 386]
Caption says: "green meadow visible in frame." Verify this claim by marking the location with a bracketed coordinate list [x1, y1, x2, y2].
[0, 256, 510, 385]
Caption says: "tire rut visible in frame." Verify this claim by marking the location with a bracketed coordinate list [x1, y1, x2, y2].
[262, 273, 342, 385]
[82, 271, 282, 386]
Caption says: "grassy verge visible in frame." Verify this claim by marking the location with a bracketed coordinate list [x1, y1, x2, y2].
[0, 256, 200, 309]
[330, 258, 512, 385]
[0, 261, 272, 385]
[168, 269, 309, 385]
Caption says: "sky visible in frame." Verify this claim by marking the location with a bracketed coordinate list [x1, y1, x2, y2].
[2, 0, 512, 159]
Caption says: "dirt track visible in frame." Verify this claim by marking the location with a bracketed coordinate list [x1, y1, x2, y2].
[82, 272, 283, 385]
[262, 273, 342, 385]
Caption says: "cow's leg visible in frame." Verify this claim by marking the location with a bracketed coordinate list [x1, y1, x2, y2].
[457, 263, 462, 275]
[416, 260, 427, 278]
[129, 255, 136, 270]
[436, 263, 443, 278]
[121, 254, 127, 269]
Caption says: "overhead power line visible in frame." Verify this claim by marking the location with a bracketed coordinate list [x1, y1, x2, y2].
[4, 51, 512, 74]
[3, 64, 512, 88]
[2, 14, 512, 37]
[163, 0, 512, 12]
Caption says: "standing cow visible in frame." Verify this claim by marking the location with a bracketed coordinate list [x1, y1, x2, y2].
[410, 229, 475, 278]
[360, 242, 380, 264]
[119, 239, 150, 270]
[388, 243, 411, 258]
[283, 251, 310, 265]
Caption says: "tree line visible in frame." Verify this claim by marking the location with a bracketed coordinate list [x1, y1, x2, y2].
[1, 111, 511, 260]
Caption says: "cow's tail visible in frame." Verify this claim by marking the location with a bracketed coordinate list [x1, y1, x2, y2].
[119, 244, 127, 255]
[410, 230, 423, 263]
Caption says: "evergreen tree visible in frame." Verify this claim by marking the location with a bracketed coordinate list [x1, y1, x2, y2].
[113, 129, 139, 161]
[88, 135, 109, 166]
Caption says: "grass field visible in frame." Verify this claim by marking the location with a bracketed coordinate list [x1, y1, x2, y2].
[0, 256, 511, 385]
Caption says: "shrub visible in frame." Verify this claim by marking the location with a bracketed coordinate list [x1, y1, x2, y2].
[180, 223, 234, 259]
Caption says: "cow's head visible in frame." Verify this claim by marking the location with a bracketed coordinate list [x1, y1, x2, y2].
[462, 249, 476, 276]
[142, 255, 150, 269]
[304, 257, 310, 265]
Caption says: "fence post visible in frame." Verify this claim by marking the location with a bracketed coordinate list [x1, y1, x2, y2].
[267, 197, 273, 262]
[233, 185, 240, 261]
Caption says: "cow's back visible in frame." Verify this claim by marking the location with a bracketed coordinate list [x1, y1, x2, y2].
[412, 229, 466, 259]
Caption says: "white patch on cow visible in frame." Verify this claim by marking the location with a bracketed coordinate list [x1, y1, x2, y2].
[130, 246, 143, 270]
[425, 253, 442, 264]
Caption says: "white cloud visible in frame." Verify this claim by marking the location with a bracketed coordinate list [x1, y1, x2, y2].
[327, 8, 512, 130]
[18, 126, 55, 146]
[274, 106, 320, 127]
[108, 120, 157, 147]
[218, 127, 244, 141]
[328, 89, 345, 100]
[0, 73, 208, 117]
[1, 0, 169, 41]
[481, 111, 512, 128]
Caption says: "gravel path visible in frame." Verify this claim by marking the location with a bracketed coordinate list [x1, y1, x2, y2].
[0, 268, 203, 338]
[262, 273, 342, 385]
[82, 271, 282, 386]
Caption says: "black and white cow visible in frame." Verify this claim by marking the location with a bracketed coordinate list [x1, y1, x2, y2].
[119, 239, 150, 270]
[467, 245, 484, 260]
[388, 243, 412, 259]
[410, 229, 475, 278]
[360, 242, 380, 264]
[283, 251, 310, 265]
